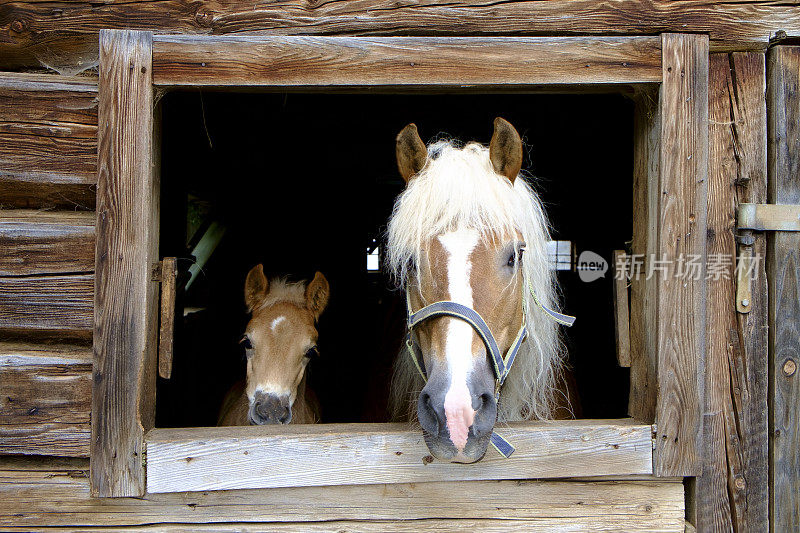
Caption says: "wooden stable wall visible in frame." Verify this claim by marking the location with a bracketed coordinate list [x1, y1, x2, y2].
[0, 73, 97, 458]
[0, 3, 798, 529]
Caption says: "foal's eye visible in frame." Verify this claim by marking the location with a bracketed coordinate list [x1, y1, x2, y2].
[305, 346, 319, 359]
[240, 335, 253, 350]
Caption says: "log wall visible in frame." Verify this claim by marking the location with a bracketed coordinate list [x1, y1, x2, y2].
[0, 6, 796, 527]
[0, 73, 96, 459]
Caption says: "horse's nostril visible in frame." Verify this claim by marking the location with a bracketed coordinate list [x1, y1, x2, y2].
[478, 393, 493, 411]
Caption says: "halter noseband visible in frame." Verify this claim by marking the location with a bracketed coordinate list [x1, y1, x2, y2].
[404, 247, 576, 458]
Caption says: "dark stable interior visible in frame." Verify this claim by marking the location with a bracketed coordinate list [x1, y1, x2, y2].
[155, 91, 634, 428]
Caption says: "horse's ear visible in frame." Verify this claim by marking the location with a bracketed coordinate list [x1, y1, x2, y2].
[244, 264, 269, 312]
[489, 117, 523, 184]
[305, 271, 330, 320]
[396, 123, 427, 183]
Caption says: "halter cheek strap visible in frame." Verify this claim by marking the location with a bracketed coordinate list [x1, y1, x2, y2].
[404, 251, 576, 459]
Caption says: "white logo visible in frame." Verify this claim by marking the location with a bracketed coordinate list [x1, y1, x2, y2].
[577, 251, 608, 282]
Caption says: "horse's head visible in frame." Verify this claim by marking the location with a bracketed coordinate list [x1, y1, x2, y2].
[241, 265, 329, 425]
[389, 118, 559, 463]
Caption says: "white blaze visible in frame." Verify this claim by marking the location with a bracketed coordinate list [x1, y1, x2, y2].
[438, 229, 478, 451]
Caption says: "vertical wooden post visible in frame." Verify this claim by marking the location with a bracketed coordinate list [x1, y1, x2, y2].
[92, 29, 157, 498]
[767, 45, 800, 533]
[629, 86, 660, 423]
[653, 33, 709, 477]
[695, 51, 768, 531]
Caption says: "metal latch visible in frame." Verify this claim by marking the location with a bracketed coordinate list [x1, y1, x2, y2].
[735, 203, 799, 314]
[737, 203, 800, 232]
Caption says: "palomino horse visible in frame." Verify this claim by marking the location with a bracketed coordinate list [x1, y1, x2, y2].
[218, 265, 330, 426]
[388, 118, 572, 463]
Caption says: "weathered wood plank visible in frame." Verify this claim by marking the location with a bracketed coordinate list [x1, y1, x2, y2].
[0, 519, 684, 532]
[152, 35, 662, 87]
[146, 420, 653, 493]
[0, 342, 92, 458]
[629, 86, 661, 423]
[0, 73, 97, 210]
[729, 50, 771, 533]
[0, 274, 93, 332]
[612, 250, 631, 367]
[0, 210, 95, 276]
[92, 29, 157, 498]
[695, 51, 768, 532]
[767, 44, 800, 533]
[0, 0, 798, 70]
[0, 457, 683, 530]
[0, 345, 91, 457]
[654, 33, 709, 477]
[158, 256, 176, 380]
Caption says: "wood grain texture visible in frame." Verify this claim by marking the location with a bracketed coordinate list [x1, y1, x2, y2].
[158, 257, 176, 380]
[695, 51, 768, 532]
[629, 87, 661, 423]
[654, 33, 709, 477]
[0, 274, 93, 332]
[152, 35, 662, 87]
[92, 29, 157, 498]
[0, 210, 95, 276]
[146, 420, 653, 493]
[0, 73, 97, 210]
[0, 457, 683, 531]
[0, 342, 92, 457]
[612, 250, 632, 367]
[0, 0, 798, 70]
[767, 44, 800, 533]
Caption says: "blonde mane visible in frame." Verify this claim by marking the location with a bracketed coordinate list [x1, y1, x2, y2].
[387, 140, 564, 422]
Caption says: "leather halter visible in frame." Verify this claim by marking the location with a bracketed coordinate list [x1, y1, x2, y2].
[404, 247, 575, 458]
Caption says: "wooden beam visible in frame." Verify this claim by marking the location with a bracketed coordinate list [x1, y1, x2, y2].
[146, 420, 653, 493]
[0, 457, 683, 530]
[629, 86, 661, 423]
[0, 342, 92, 457]
[612, 250, 632, 367]
[1, 0, 799, 70]
[767, 44, 800, 533]
[0, 210, 95, 276]
[0, 73, 97, 210]
[92, 29, 157, 498]
[151, 35, 662, 88]
[694, 51, 768, 532]
[653, 33, 709, 477]
[157, 257, 176, 380]
[0, 274, 93, 332]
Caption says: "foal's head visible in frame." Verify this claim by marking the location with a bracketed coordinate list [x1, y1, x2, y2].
[388, 119, 559, 463]
[241, 265, 329, 425]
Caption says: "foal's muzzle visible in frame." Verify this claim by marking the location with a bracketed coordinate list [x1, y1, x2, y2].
[249, 391, 292, 425]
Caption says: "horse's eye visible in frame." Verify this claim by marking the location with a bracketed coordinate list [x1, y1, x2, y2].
[240, 336, 253, 350]
[507, 247, 524, 268]
[305, 346, 319, 359]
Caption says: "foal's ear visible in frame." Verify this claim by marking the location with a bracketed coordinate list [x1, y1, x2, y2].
[244, 264, 270, 312]
[489, 117, 523, 184]
[396, 123, 428, 183]
[305, 271, 330, 320]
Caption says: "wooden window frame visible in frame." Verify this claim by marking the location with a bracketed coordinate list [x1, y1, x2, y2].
[92, 30, 708, 497]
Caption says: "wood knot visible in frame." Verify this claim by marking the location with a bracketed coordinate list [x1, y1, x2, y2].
[195, 9, 214, 27]
[783, 358, 797, 377]
[422, 455, 434, 465]
[734, 476, 746, 490]
[10, 19, 26, 33]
